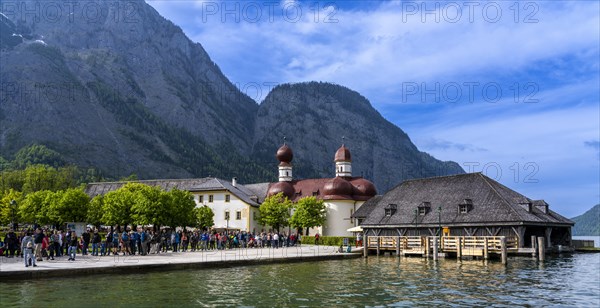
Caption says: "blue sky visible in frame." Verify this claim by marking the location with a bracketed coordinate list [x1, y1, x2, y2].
[146, 0, 599, 217]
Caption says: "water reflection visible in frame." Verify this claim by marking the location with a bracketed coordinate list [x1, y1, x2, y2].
[1, 254, 599, 307]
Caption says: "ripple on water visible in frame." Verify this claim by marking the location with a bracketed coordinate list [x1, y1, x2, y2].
[0, 254, 599, 307]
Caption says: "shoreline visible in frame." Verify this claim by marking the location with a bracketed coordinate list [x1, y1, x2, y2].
[0, 245, 361, 281]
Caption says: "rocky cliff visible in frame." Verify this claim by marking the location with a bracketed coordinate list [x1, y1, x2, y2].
[0, 0, 463, 190]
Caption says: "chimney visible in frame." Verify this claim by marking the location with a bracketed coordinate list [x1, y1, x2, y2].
[232, 177, 237, 187]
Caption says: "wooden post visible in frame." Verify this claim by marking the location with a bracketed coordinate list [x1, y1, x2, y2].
[531, 235, 537, 258]
[363, 235, 368, 258]
[457, 237, 462, 259]
[538, 237, 545, 261]
[396, 236, 400, 257]
[483, 237, 489, 259]
[376, 237, 380, 256]
[425, 237, 430, 258]
[501, 236, 507, 265]
[433, 237, 438, 261]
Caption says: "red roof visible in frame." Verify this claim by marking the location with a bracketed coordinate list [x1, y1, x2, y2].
[334, 145, 351, 162]
[267, 177, 376, 202]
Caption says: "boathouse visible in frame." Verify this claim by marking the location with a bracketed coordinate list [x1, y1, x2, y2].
[356, 173, 574, 251]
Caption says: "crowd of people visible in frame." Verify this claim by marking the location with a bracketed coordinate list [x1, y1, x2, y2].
[1, 227, 311, 267]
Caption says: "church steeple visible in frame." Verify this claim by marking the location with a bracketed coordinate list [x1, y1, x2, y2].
[276, 137, 293, 182]
[334, 138, 352, 178]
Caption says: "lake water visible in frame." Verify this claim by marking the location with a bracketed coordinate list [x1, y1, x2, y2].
[573, 236, 600, 247]
[1, 254, 599, 307]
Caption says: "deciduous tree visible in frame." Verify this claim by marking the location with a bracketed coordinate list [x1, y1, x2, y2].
[259, 192, 292, 232]
[289, 196, 327, 236]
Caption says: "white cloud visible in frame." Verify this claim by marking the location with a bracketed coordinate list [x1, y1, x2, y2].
[146, 0, 600, 216]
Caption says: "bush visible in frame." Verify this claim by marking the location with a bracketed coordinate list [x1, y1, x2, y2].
[301, 236, 355, 247]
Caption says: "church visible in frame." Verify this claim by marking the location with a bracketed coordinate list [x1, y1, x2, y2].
[85, 142, 377, 236]
[263, 142, 377, 236]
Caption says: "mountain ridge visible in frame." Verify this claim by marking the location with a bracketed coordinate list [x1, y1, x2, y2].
[0, 0, 463, 191]
[571, 204, 600, 236]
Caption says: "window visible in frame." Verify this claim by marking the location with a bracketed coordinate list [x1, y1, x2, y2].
[253, 212, 257, 221]
[350, 209, 354, 224]
[418, 202, 431, 215]
[236, 211, 242, 220]
[225, 194, 230, 202]
[384, 204, 397, 216]
[459, 199, 472, 214]
[198, 195, 203, 203]
[224, 211, 230, 220]
[208, 195, 214, 203]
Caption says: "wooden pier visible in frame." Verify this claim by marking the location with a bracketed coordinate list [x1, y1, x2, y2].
[363, 235, 550, 264]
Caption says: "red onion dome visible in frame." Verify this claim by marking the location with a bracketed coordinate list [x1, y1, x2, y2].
[276, 144, 293, 163]
[267, 181, 295, 200]
[334, 145, 351, 162]
[323, 177, 353, 200]
[351, 178, 377, 199]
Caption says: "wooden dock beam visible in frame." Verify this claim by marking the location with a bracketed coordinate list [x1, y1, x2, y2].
[501, 237, 507, 265]
[483, 237, 489, 259]
[538, 237, 545, 261]
[376, 237, 380, 256]
[457, 237, 462, 260]
[425, 237, 430, 258]
[433, 237, 438, 261]
[396, 236, 401, 257]
[531, 235, 537, 258]
[363, 235, 368, 258]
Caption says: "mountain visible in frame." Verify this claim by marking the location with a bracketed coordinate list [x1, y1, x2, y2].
[253, 82, 464, 192]
[0, 0, 267, 181]
[0, 0, 463, 190]
[571, 204, 600, 236]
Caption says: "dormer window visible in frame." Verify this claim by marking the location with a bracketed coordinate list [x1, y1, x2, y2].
[418, 202, 431, 215]
[385, 204, 397, 216]
[459, 199, 473, 214]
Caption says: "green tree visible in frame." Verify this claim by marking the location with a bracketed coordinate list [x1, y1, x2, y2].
[0, 189, 23, 226]
[87, 194, 105, 227]
[166, 188, 196, 227]
[102, 185, 135, 227]
[289, 196, 327, 235]
[49, 188, 89, 225]
[19, 190, 54, 225]
[12, 144, 65, 169]
[130, 184, 170, 228]
[259, 192, 292, 232]
[195, 205, 214, 230]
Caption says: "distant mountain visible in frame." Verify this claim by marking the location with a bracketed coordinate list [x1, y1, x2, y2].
[571, 204, 600, 236]
[254, 82, 464, 192]
[0, 0, 463, 190]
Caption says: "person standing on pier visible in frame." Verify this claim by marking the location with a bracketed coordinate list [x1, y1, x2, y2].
[22, 232, 36, 267]
[68, 231, 78, 261]
[81, 229, 90, 256]
[34, 228, 44, 261]
[91, 230, 101, 256]
[4, 229, 18, 258]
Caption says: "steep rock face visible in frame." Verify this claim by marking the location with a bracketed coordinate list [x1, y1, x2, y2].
[0, 0, 261, 179]
[253, 82, 464, 192]
[0, 1, 463, 190]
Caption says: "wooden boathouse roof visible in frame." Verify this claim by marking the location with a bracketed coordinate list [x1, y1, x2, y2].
[360, 173, 573, 227]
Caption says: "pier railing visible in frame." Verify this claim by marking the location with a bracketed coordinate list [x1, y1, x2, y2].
[367, 235, 518, 255]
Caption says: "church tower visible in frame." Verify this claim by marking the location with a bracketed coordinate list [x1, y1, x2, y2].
[276, 141, 293, 182]
[334, 144, 352, 178]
